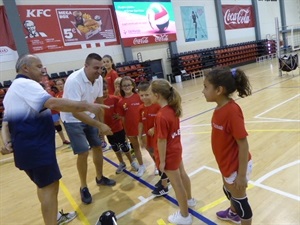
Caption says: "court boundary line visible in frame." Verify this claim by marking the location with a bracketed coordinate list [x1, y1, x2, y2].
[102, 157, 217, 225]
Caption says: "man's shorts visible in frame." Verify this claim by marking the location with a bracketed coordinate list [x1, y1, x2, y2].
[25, 163, 62, 188]
[64, 122, 102, 154]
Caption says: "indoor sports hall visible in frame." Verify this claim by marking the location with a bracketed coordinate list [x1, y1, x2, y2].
[0, 0, 299, 225]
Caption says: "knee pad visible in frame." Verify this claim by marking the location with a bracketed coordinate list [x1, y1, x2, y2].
[231, 197, 252, 220]
[111, 144, 119, 153]
[223, 186, 231, 200]
[55, 125, 62, 132]
[119, 142, 129, 153]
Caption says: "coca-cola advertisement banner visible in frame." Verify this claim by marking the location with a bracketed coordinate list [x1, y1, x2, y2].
[17, 5, 119, 53]
[113, 0, 177, 46]
[0, 6, 18, 63]
[222, 5, 255, 30]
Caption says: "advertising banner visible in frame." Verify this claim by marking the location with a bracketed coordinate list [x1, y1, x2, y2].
[113, 1, 177, 46]
[180, 6, 208, 42]
[222, 5, 255, 30]
[0, 6, 18, 63]
[17, 5, 119, 53]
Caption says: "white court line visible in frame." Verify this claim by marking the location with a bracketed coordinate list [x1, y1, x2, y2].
[114, 167, 206, 221]
[203, 164, 300, 202]
[180, 119, 300, 128]
[255, 93, 300, 121]
[255, 160, 300, 183]
[114, 195, 156, 220]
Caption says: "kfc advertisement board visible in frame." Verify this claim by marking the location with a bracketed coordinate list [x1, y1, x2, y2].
[17, 5, 119, 53]
[222, 5, 255, 30]
[0, 6, 18, 63]
[113, 0, 177, 47]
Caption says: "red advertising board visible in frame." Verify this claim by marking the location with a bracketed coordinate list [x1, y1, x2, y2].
[17, 5, 120, 53]
[222, 5, 255, 30]
[0, 6, 18, 62]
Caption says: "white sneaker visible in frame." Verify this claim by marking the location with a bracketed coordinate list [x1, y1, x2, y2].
[154, 167, 159, 175]
[136, 164, 146, 177]
[187, 198, 197, 207]
[168, 210, 192, 225]
[57, 210, 77, 225]
[131, 161, 139, 171]
[116, 162, 126, 174]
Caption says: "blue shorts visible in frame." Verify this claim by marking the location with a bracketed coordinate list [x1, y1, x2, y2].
[64, 122, 102, 154]
[52, 114, 60, 123]
[25, 163, 62, 188]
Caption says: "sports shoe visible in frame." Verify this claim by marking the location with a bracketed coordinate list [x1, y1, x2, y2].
[131, 161, 139, 171]
[136, 164, 146, 177]
[152, 184, 168, 196]
[57, 210, 77, 225]
[80, 187, 92, 204]
[116, 162, 126, 174]
[96, 176, 116, 186]
[187, 198, 197, 207]
[101, 140, 107, 149]
[154, 178, 170, 187]
[168, 210, 192, 225]
[154, 167, 159, 175]
[216, 208, 241, 224]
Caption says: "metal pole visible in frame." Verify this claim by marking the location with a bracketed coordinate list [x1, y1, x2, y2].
[275, 17, 282, 77]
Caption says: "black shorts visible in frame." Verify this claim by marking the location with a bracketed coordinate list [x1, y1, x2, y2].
[25, 163, 62, 188]
[107, 129, 126, 151]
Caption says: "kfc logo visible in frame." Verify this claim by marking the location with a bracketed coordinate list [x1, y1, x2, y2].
[26, 9, 51, 17]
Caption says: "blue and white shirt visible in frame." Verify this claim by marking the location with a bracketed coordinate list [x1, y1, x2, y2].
[3, 74, 56, 170]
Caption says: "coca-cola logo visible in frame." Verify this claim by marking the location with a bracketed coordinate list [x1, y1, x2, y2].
[154, 34, 169, 42]
[0, 48, 9, 54]
[224, 8, 251, 25]
[133, 37, 149, 45]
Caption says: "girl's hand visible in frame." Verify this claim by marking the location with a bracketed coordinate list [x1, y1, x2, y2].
[112, 113, 120, 120]
[234, 175, 248, 191]
[147, 128, 154, 136]
[1, 142, 13, 155]
[159, 162, 165, 173]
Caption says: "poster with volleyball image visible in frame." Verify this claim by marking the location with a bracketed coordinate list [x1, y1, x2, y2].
[113, 0, 177, 46]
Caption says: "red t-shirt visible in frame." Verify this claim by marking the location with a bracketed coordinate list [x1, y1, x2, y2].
[211, 99, 251, 177]
[117, 93, 142, 136]
[139, 103, 161, 149]
[154, 105, 182, 170]
[104, 95, 123, 133]
[105, 70, 119, 95]
[51, 91, 63, 114]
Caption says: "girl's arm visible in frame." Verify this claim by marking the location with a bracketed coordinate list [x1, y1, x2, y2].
[235, 137, 249, 190]
[157, 138, 167, 172]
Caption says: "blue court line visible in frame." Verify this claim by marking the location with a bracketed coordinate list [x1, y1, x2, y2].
[104, 156, 217, 225]
[180, 76, 295, 123]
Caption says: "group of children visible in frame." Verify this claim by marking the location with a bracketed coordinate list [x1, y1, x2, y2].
[101, 55, 253, 225]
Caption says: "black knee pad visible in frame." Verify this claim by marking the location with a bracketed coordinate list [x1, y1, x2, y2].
[223, 186, 231, 200]
[231, 197, 253, 220]
[119, 142, 129, 153]
[111, 144, 119, 152]
[55, 125, 62, 132]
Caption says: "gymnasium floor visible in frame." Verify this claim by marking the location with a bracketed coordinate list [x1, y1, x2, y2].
[0, 58, 299, 225]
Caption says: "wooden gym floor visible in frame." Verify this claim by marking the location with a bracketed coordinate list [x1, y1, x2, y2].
[0, 58, 299, 225]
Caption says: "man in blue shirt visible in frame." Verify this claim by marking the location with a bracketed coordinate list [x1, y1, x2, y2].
[1, 54, 111, 224]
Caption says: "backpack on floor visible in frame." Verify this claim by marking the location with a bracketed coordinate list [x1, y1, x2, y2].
[96, 210, 117, 225]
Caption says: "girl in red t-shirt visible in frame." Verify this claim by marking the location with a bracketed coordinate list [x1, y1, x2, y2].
[103, 55, 119, 95]
[150, 79, 195, 225]
[117, 76, 145, 177]
[51, 79, 70, 145]
[202, 67, 253, 225]
[103, 81, 139, 174]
